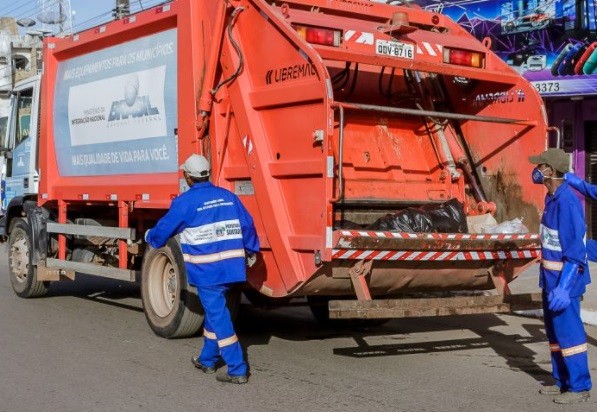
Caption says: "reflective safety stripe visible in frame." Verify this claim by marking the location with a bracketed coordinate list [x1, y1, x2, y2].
[542, 259, 563, 271]
[217, 334, 239, 348]
[183, 249, 245, 264]
[204, 330, 217, 340]
[549, 343, 561, 352]
[561, 343, 588, 357]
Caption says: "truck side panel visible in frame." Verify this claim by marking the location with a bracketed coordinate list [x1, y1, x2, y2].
[39, 2, 207, 207]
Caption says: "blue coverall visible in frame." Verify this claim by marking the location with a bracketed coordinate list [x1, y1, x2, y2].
[540, 180, 592, 392]
[146, 182, 259, 377]
[566, 172, 597, 260]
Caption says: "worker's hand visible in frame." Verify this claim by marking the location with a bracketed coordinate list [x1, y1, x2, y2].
[246, 253, 257, 268]
[548, 287, 571, 312]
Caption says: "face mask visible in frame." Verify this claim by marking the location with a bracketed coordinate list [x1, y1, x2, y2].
[532, 167, 546, 184]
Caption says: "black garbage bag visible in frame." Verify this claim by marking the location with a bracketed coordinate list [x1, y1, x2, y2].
[366, 198, 468, 233]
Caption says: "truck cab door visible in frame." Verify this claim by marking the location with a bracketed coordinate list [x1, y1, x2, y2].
[0, 91, 16, 214]
[3, 79, 40, 208]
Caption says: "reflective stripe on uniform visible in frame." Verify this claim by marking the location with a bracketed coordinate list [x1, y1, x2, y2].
[542, 259, 563, 271]
[217, 334, 239, 348]
[183, 249, 245, 264]
[561, 343, 588, 357]
[549, 343, 561, 352]
[180, 219, 243, 246]
[204, 329, 217, 340]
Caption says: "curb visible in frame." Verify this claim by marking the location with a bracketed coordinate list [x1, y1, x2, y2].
[514, 309, 597, 327]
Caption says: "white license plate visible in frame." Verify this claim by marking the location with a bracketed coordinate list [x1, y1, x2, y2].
[375, 39, 414, 59]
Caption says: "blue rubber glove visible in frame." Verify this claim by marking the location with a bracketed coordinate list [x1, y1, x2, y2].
[548, 261, 579, 312]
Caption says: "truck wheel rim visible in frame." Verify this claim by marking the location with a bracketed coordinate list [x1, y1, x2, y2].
[148, 252, 177, 318]
[9, 235, 29, 283]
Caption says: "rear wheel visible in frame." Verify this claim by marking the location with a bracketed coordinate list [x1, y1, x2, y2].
[141, 238, 203, 338]
[8, 218, 49, 298]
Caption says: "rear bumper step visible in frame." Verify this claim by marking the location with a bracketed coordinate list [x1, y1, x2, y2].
[328, 293, 542, 319]
[332, 230, 540, 261]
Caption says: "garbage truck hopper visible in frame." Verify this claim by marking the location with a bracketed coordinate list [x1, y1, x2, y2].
[209, 0, 546, 313]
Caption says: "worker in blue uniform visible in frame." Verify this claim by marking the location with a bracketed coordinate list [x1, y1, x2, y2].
[145, 154, 259, 384]
[529, 148, 592, 404]
[565, 172, 597, 261]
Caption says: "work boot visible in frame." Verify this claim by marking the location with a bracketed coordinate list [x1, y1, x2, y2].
[216, 373, 248, 384]
[191, 356, 216, 374]
[553, 391, 590, 404]
[539, 385, 563, 395]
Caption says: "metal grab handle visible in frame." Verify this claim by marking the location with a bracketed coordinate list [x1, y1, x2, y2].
[332, 101, 537, 126]
[329, 106, 345, 203]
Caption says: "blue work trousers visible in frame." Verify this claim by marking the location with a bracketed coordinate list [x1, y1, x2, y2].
[198, 284, 247, 377]
[543, 293, 592, 392]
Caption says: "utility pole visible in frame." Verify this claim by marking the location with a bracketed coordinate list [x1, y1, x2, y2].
[114, 0, 131, 19]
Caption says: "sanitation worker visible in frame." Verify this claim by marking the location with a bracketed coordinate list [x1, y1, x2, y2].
[145, 154, 259, 384]
[529, 148, 592, 404]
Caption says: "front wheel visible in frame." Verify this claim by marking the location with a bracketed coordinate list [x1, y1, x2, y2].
[8, 218, 49, 298]
[141, 238, 203, 338]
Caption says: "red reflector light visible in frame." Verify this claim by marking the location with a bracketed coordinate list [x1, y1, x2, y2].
[293, 24, 341, 47]
[443, 47, 484, 68]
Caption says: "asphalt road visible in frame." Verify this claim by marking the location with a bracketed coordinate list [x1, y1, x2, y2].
[1, 248, 596, 412]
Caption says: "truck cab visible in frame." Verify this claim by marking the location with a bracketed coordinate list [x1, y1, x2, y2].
[0, 75, 41, 224]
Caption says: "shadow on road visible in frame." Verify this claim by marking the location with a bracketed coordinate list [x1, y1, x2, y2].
[35, 275, 597, 387]
[235, 305, 595, 386]
[44, 274, 143, 313]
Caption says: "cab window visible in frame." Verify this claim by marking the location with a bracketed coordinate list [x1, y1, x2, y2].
[15, 88, 33, 146]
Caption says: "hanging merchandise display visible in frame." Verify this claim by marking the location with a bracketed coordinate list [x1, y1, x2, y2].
[418, 0, 597, 97]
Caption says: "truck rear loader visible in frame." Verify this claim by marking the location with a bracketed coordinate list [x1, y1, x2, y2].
[0, 0, 548, 337]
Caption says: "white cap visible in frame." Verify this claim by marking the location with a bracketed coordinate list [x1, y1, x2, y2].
[179, 154, 210, 177]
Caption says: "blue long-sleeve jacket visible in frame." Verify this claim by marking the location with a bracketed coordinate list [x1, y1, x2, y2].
[565, 172, 597, 261]
[566, 172, 597, 200]
[146, 182, 260, 287]
[540, 181, 590, 297]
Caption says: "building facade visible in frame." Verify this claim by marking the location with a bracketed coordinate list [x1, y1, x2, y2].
[0, 17, 42, 151]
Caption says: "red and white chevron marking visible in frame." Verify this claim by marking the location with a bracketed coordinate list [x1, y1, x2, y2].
[332, 249, 539, 261]
[343, 30, 374, 45]
[337, 230, 539, 241]
[417, 42, 442, 57]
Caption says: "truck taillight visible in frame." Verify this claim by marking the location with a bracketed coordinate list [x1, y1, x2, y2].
[443, 48, 484, 68]
[293, 24, 341, 47]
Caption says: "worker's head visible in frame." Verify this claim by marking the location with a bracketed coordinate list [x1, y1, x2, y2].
[529, 148, 568, 185]
[180, 154, 210, 184]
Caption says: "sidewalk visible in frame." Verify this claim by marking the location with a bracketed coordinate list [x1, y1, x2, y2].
[509, 261, 597, 326]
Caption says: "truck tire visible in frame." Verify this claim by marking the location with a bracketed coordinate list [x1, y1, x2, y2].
[8, 218, 49, 298]
[141, 238, 203, 338]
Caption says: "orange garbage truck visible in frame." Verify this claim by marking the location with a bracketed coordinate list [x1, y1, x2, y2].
[0, 0, 549, 337]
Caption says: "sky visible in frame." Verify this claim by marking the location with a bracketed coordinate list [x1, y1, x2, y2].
[0, 0, 166, 34]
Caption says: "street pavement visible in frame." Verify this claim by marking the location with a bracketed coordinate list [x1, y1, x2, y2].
[511, 262, 597, 326]
[0, 247, 597, 411]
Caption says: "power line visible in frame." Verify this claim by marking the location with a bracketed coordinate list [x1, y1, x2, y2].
[0, 0, 60, 32]
[1, 0, 171, 35]
[71, 0, 169, 32]
[71, 11, 112, 32]
[0, 0, 33, 17]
